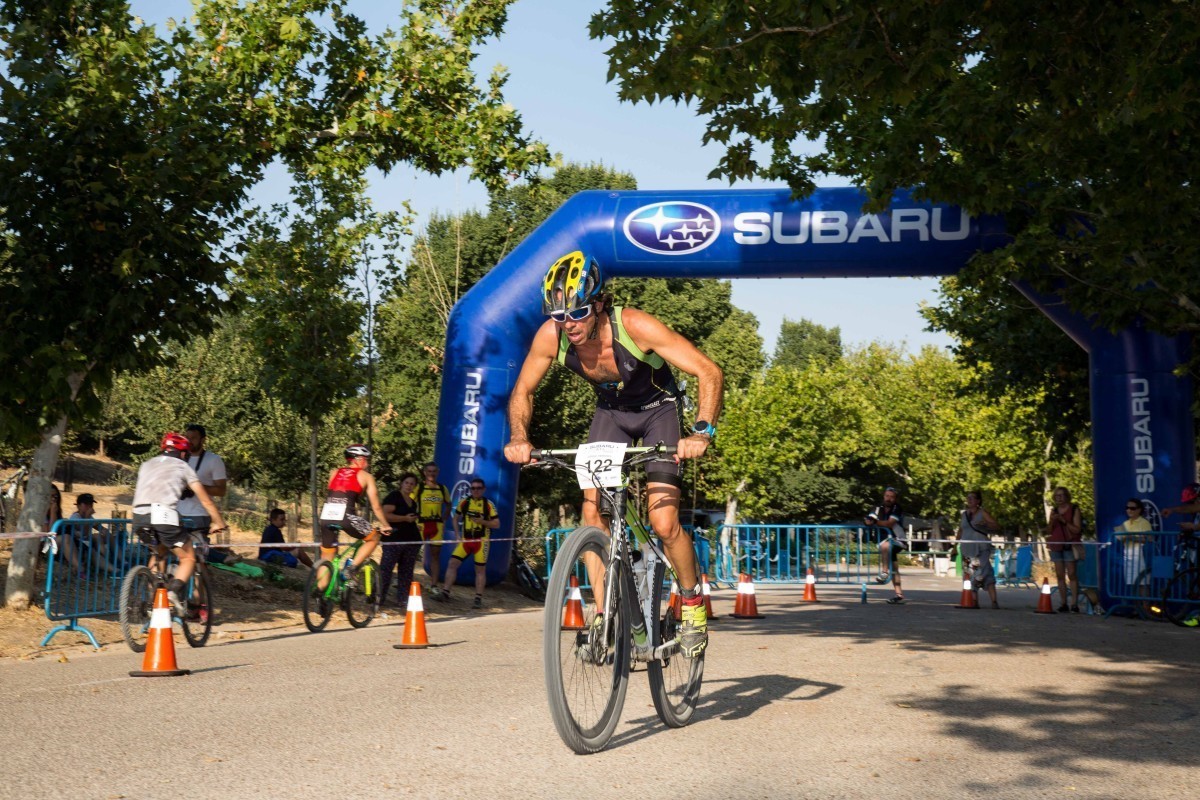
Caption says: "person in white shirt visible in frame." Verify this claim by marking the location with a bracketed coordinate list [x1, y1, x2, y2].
[178, 423, 237, 563]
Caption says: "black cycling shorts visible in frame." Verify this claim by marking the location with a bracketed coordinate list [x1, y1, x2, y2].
[588, 401, 682, 488]
[319, 514, 374, 549]
[132, 513, 189, 550]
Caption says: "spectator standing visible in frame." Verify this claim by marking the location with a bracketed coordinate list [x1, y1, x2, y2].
[864, 486, 906, 603]
[414, 462, 452, 596]
[957, 490, 1001, 609]
[1162, 482, 1200, 534]
[1115, 497, 1152, 595]
[379, 472, 421, 611]
[260, 508, 313, 569]
[1046, 486, 1084, 613]
[178, 424, 239, 564]
[438, 477, 500, 609]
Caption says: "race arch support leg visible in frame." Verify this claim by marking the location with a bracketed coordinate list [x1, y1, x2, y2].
[1015, 283, 1195, 611]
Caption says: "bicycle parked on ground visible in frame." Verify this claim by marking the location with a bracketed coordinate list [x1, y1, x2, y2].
[119, 531, 215, 651]
[1150, 531, 1200, 627]
[527, 442, 703, 755]
[302, 530, 378, 632]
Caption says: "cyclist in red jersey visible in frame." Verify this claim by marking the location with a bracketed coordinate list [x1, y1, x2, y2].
[316, 444, 389, 589]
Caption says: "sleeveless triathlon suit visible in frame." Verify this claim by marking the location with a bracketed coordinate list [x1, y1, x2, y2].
[320, 467, 372, 547]
[557, 306, 683, 484]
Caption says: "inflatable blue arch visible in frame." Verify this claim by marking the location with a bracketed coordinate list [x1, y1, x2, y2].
[431, 188, 1194, 606]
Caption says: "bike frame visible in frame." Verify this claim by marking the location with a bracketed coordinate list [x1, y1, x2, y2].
[321, 538, 371, 601]
[540, 446, 681, 664]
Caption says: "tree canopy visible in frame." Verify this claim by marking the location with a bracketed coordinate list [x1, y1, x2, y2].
[591, 2, 1200, 336]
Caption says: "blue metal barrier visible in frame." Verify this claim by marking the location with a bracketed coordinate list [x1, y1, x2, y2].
[544, 525, 708, 586]
[42, 518, 151, 648]
[1104, 530, 1187, 619]
[548, 523, 878, 586]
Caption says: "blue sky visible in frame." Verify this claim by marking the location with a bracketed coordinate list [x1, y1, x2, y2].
[135, 0, 954, 355]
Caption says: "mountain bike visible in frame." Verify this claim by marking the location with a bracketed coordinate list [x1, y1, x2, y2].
[1150, 532, 1200, 627]
[119, 531, 215, 651]
[302, 532, 378, 632]
[527, 442, 703, 755]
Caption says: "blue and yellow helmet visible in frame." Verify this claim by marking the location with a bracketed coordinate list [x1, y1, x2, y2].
[542, 251, 605, 315]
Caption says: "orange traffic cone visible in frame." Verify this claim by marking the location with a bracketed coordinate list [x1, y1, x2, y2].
[561, 575, 586, 630]
[129, 587, 190, 677]
[668, 579, 681, 621]
[802, 567, 820, 603]
[731, 573, 765, 619]
[394, 582, 430, 649]
[701, 573, 719, 621]
[955, 577, 979, 609]
[1034, 577, 1056, 614]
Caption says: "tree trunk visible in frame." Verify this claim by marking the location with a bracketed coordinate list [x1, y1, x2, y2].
[309, 422, 320, 542]
[4, 414, 69, 609]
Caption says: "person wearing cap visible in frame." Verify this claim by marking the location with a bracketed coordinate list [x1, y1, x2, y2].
[1162, 482, 1200, 535]
[864, 486, 907, 603]
[57, 492, 115, 575]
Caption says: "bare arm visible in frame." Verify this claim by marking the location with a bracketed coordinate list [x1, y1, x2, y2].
[361, 473, 389, 528]
[505, 321, 560, 463]
[188, 481, 227, 531]
[621, 308, 724, 460]
[205, 477, 228, 498]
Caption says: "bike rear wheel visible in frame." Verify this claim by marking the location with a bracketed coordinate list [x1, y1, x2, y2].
[119, 565, 157, 653]
[647, 561, 704, 727]
[1161, 567, 1200, 627]
[344, 562, 377, 628]
[303, 560, 336, 633]
[543, 525, 631, 754]
[182, 563, 215, 647]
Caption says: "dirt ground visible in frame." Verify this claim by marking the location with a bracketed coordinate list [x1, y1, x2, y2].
[0, 453, 542, 661]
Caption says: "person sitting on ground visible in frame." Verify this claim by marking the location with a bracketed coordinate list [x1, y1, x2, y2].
[437, 477, 500, 609]
[956, 490, 1001, 609]
[131, 432, 230, 614]
[316, 444, 387, 590]
[259, 508, 313, 569]
[57, 492, 117, 576]
[864, 486, 906, 604]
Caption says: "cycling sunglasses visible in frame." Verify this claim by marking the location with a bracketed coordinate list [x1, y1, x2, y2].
[549, 305, 593, 323]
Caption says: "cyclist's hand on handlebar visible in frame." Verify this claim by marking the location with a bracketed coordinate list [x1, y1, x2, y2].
[674, 433, 710, 462]
[504, 439, 535, 464]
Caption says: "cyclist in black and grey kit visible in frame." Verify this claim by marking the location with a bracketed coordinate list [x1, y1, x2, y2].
[505, 251, 724, 658]
[131, 433, 229, 615]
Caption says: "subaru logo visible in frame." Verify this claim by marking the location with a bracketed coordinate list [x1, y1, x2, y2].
[623, 201, 721, 255]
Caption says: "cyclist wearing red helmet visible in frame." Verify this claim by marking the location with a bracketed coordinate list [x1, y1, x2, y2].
[316, 444, 388, 589]
[504, 251, 724, 658]
[131, 432, 230, 615]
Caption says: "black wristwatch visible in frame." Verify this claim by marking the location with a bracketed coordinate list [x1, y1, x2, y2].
[691, 420, 717, 441]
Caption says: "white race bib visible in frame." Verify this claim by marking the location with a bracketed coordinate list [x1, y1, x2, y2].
[574, 442, 628, 489]
[149, 503, 180, 527]
[320, 500, 347, 521]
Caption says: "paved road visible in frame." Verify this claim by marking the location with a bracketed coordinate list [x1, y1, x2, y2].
[3, 573, 1198, 800]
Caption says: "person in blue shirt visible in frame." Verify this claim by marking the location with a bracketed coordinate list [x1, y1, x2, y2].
[259, 508, 313, 569]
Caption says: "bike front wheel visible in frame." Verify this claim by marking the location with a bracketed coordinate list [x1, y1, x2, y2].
[543, 525, 631, 754]
[344, 562, 377, 628]
[182, 563, 215, 647]
[1161, 568, 1200, 627]
[119, 565, 157, 653]
[303, 560, 336, 633]
[647, 561, 704, 727]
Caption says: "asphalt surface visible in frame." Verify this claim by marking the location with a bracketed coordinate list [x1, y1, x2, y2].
[3, 571, 1198, 800]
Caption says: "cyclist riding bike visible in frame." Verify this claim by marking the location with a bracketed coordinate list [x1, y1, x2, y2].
[131, 433, 230, 615]
[504, 250, 724, 658]
[316, 444, 388, 589]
